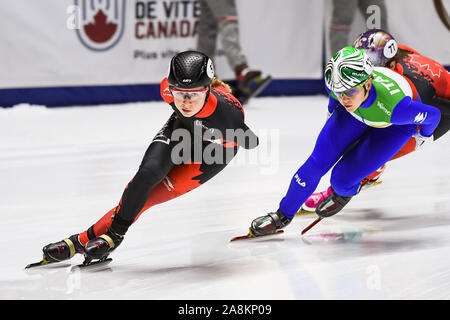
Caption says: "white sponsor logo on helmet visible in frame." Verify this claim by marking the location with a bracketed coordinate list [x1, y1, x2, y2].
[206, 58, 214, 79]
[383, 39, 398, 59]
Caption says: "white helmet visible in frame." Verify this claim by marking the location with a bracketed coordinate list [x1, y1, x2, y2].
[325, 46, 374, 93]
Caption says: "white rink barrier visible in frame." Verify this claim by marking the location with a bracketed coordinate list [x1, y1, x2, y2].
[0, 0, 448, 106]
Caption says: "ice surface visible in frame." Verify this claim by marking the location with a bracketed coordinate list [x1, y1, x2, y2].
[1, 96, 450, 299]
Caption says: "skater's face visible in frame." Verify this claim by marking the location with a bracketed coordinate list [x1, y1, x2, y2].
[336, 77, 373, 113]
[170, 86, 209, 117]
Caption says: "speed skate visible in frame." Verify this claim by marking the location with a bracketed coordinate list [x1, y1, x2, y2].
[25, 256, 113, 271]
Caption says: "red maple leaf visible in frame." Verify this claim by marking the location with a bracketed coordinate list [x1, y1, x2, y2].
[83, 10, 117, 43]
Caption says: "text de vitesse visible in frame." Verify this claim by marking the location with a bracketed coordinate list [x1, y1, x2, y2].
[135, 0, 200, 39]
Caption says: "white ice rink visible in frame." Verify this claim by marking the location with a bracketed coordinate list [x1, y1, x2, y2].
[2, 95, 450, 300]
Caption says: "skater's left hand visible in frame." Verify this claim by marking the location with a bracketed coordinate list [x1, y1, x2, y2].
[413, 132, 433, 150]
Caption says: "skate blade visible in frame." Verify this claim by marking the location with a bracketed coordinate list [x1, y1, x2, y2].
[25, 257, 53, 269]
[301, 217, 323, 236]
[296, 208, 315, 216]
[71, 257, 113, 272]
[360, 180, 382, 191]
[25, 260, 48, 269]
[230, 228, 284, 242]
[25, 260, 73, 273]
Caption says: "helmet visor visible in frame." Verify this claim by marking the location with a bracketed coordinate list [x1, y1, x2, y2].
[169, 87, 209, 102]
[333, 78, 369, 98]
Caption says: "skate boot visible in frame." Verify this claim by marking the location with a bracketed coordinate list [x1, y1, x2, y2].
[300, 186, 333, 213]
[299, 165, 385, 215]
[250, 209, 292, 237]
[316, 187, 352, 218]
[84, 227, 124, 261]
[235, 66, 272, 105]
[42, 234, 85, 263]
[359, 164, 385, 191]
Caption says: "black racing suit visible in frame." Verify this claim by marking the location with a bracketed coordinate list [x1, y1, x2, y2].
[79, 78, 258, 243]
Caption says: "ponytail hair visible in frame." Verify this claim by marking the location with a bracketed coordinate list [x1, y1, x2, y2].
[389, 48, 413, 66]
[211, 77, 232, 93]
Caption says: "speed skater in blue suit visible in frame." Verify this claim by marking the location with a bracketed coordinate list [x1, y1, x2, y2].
[248, 46, 441, 237]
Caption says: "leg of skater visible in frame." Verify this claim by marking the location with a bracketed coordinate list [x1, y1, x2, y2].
[316, 123, 418, 217]
[250, 105, 368, 236]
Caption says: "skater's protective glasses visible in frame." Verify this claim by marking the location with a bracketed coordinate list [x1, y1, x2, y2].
[334, 79, 368, 98]
[169, 87, 209, 102]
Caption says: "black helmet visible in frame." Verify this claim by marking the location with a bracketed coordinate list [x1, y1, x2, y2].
[168, 51, 215, 89]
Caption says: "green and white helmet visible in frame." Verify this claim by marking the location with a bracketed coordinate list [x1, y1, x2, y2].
[325, 46, 374, 93]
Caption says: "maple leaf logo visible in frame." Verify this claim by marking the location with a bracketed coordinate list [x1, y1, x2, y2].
[408, 54, 444, 78]
[83, 10, 117, 43]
